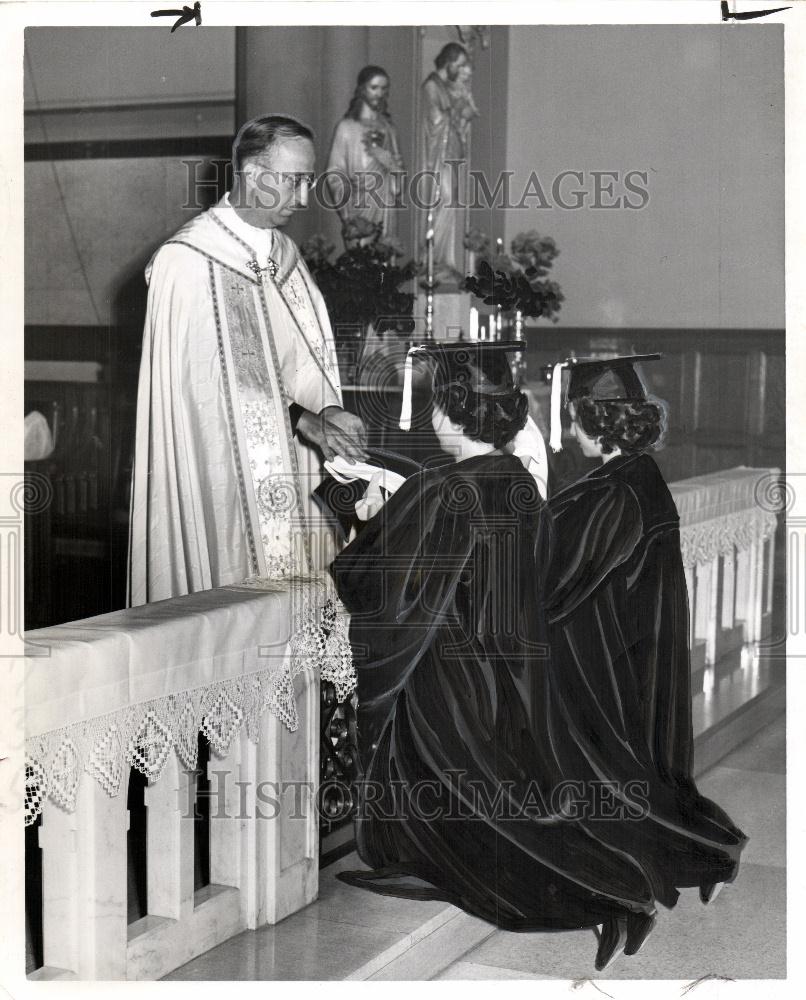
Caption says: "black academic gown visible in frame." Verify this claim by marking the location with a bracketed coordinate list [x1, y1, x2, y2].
[544, 452, 747, 910]
[331, 452, 706, 932]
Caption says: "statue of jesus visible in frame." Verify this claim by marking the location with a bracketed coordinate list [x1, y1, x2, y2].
[326, 65, 405, 246]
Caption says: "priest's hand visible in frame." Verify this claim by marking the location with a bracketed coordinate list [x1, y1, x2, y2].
[296, 406, 368, 463]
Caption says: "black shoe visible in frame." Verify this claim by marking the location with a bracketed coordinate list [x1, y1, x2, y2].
[699, 881, 725, 904]
[594, 917, 628, 972]
[624, 910, 657, 955]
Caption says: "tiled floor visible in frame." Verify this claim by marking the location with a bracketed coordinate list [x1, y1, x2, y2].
[439, 713, 787, 981]
[165, 713, 786, 981]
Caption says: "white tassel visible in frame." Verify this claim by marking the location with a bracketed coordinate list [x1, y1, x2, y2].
[399, 346, 422, 431]
[549, 361, 566, 453]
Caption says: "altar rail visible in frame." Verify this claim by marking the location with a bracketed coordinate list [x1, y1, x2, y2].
[24, 579, 354, 981]
[23, 468, 781, 981]
[670, 467, 782, 673]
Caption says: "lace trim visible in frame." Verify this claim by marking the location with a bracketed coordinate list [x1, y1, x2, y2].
[24, 593, 356, 827]
[679, 508, 778, 568]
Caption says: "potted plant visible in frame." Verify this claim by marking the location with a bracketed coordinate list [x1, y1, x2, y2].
[301, 223, 416, 336]
[462, 228, 564, 328]
[301, 223, 416, 383]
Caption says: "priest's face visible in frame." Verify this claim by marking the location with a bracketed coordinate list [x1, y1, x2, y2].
[245, 136, 316, 228]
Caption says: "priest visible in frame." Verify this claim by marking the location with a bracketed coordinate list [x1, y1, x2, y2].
[128, 114, 368, 605]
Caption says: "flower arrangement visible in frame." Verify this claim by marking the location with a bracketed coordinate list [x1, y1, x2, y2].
[300, 223, 416, 336]
[462, 228, 564, 321]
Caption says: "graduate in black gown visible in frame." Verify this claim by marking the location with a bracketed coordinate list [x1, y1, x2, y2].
[543, 355, 747, 968]
[331, 345, 746, 971]
[327, 343, 653, 950]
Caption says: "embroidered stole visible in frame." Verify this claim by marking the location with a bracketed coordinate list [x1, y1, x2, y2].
[208, 258, 312, 580]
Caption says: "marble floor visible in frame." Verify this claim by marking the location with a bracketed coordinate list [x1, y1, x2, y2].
[438, 714, 786, 981]
[165, 712, 786, 982]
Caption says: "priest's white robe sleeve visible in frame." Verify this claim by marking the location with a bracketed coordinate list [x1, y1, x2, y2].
[279, 313, 342, 415]
[275, 262, 342, 416]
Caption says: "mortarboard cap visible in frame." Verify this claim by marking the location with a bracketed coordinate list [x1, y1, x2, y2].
[547, 353, 661, 452]
[399, 340, 525, 430]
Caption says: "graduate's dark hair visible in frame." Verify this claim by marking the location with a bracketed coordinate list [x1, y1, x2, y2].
[435, 383, 529, 450]
[573, 396, 668, 455]
[345, 66, 391, 121]
[232, 115, 315, 174]
[435, 42, 468, 70]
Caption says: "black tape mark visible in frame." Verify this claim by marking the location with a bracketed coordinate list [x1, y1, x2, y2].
[151, 2, 202, 33]
[721, 2, 790, 20]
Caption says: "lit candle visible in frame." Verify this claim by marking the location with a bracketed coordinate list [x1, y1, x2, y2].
[496, 237, 504, 255]
[469, 306, 479, 340]
[479, 323, 487, 341]
[514, 310, 523, 337]
[495, 304, 503, 340]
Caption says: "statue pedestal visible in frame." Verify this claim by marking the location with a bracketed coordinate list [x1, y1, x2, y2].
[414, 290, 471, 341]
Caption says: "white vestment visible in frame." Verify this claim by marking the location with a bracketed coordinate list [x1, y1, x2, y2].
[128, 196, 344, 606]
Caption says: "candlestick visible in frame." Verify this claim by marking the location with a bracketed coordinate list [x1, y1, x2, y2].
[495, 304, 503, 341]
[479, 324, 487, 341]
[424, 210, 435, 339]
[425, 287, 434, 339]
[514, 310, 523, 338]
[469, 307, 479, 340]
[425, 211, 435, 288]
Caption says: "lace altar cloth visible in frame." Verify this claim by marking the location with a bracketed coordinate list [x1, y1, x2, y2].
[24, 576, 355, 826]
[670, 466, 783, 568]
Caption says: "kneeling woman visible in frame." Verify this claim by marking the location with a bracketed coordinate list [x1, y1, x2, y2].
[331, 343, 697, 953]
[544, 355, 747, 968]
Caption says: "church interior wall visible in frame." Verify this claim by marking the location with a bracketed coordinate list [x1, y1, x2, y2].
[24, 27, 236, 111]
[24, 27, 237, 329]
[502, 25, 784, 330]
